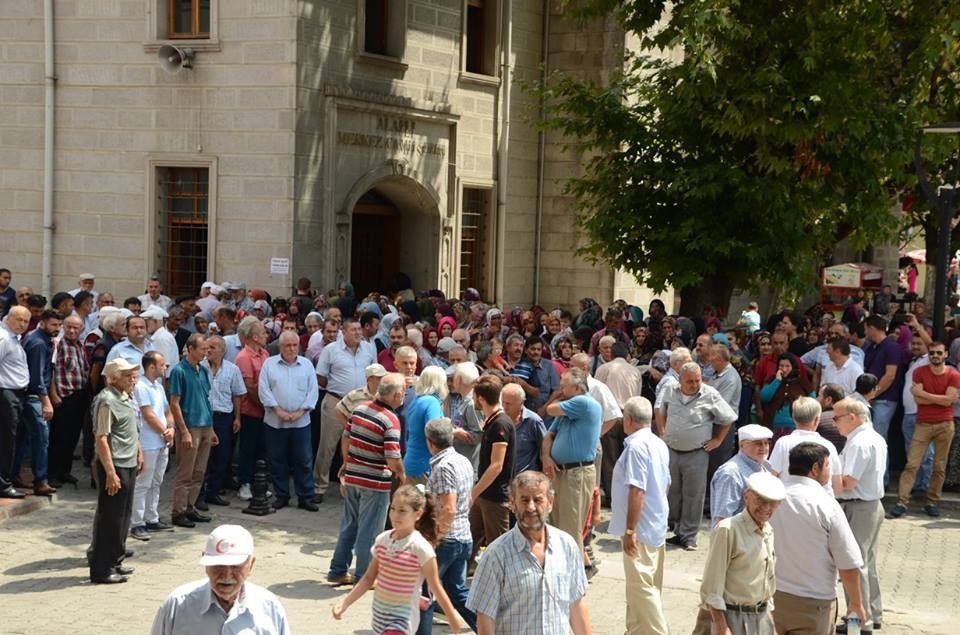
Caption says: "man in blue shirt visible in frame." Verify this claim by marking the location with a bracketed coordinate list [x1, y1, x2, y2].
[14, 308, 61, 496]
[511, 336, 561, 413]
[543, 367, 601, 558]
[169, 333, 214, 528]
[501, 382, 546, 473]
[259, 331, 320, 511]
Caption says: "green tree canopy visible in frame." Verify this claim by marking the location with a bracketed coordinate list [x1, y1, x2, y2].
[541, 0, 960, 312]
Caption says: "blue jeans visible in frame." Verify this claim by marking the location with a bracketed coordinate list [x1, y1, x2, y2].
[264, 424, 314, 499]
[900, 413, 934, 492]
[329, 485, 390, 580]
[14, 396, 49, 482]
[417, 538, 477, 635]
[871, 399, 897, 485]
[237, 414, 266, 485]
[201, 411, 235, 501]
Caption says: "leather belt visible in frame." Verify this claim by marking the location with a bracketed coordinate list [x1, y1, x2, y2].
[557, 460, 593, 470]
[324, 391, 344, 400]
[669, 447, 705, 454]
[725, 601, 768, 613]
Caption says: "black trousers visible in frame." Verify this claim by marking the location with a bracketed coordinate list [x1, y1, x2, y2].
[49, 391, 90, 480]
[82, 400, 95, 467]
[88, 462, 136, 579]
[0, 387, 26, 490]
[600, 420, 625, 499]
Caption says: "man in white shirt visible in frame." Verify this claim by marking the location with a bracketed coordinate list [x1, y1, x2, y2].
[68, 273, 99, 304]
[767, 397, 842, 496]
[820, 336, 863, 396]
[142, 307, 178, 379]
[609, 396, 670, 635]
[769, 442, 865, 635]
[834, 398, 887, 632]
[900, 337, 933, 494]
[151, 524, 289, 635]
[138, 277, 173, 312]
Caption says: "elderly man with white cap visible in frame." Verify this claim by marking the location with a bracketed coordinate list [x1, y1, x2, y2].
[694, 471, 786, 635]
[69, 273, 99, 303]
[87, 357, 142, 584]
[709, 423, 773, 527]
[150, 524, 290, 634]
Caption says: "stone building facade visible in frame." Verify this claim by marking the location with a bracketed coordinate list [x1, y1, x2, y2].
[1, 0, 673, 311]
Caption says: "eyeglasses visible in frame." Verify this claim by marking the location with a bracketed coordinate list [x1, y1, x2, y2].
[929, 351, 946, 356]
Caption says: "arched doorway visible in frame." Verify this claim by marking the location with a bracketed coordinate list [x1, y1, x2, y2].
[348, 175, 441, 297]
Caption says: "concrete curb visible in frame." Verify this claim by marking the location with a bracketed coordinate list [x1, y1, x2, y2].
[0, 493, 53, 522]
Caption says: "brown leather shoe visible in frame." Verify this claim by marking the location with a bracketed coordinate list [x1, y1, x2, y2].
[33, 481, 57, 496]
[13, 477, 32, 490]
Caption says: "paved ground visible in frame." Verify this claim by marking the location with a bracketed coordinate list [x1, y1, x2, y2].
[0, 479, 957, 634]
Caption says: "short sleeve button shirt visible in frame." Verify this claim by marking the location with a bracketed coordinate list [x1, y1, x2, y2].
[548, 394, 602, 464]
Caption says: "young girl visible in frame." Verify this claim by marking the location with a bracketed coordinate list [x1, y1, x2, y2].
[332, 485, 462, 634]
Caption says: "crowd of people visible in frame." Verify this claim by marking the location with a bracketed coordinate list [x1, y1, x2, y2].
[1, 266, 959, 634]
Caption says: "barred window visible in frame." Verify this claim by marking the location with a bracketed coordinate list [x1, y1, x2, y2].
[157, 167, 209, 297]
[460, 188, 492, 294]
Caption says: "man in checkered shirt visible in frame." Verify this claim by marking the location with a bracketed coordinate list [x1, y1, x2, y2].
[467, 470, 590, 634]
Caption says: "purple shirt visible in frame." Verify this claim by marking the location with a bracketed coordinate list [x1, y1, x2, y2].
[863, 336, 902, 402]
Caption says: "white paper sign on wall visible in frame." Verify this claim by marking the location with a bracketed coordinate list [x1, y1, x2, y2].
[270, 258, 289, 275]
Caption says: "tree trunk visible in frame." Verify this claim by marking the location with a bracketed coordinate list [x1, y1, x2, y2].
[678, 277, 736, 319]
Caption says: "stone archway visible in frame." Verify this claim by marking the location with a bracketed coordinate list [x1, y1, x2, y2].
[342, 165, 444, 296]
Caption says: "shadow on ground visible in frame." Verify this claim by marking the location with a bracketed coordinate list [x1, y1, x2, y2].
[5, 556, 88, 575]
[0, 576, 89, 593]
[267, 578, 340, 601]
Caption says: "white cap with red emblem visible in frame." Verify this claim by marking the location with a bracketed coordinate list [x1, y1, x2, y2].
[199, 524, 255, 566]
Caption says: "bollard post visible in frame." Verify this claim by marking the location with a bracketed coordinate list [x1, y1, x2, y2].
[242, 459, 275, 516]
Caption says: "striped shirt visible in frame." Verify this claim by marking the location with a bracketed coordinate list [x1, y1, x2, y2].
[427, 447, 474, 543]
[371, 529, 435, 635]
[54, 337, 89, 399]
[466, 523, 587, 635]
[343, 399, 402, 491]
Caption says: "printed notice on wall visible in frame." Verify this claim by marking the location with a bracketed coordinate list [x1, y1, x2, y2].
[270, 258, 289, 275]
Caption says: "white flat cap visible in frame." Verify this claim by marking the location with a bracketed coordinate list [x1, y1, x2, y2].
[738, 424, 773, 442]
[746, 471, 786, 501]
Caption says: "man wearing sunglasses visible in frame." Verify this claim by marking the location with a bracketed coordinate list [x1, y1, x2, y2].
[891, 340, 959, 520]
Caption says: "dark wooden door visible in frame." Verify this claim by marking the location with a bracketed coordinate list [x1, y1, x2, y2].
[351, 201, 400, 298]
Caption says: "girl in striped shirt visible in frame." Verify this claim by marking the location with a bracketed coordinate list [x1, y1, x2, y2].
[332, 485, 462, 634]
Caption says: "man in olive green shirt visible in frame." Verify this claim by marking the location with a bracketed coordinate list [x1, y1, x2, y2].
[88, 358, 143, 584]
[694, 472, 785, 635]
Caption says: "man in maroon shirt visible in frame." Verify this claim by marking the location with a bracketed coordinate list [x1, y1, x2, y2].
[891, 341, 959, 518]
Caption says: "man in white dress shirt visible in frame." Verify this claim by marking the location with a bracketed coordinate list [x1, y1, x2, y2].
[767, 396, 842, 496]
[610, 396, 671, 634]
[834, 397, 888, 632]
[769, 442, 865, 634]
[151, 524, 289, 634]
[820, 336, 863, 396]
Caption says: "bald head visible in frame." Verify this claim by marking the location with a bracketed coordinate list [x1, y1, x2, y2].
[569, 352, 591, 372]
[4, 305, 30, 335]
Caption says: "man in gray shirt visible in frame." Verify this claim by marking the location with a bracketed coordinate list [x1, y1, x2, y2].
[705, 343, 743, 497]
[659, 362, 737, 550]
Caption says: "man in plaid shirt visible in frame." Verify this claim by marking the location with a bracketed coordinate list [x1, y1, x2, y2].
[48, 314, 90, 487]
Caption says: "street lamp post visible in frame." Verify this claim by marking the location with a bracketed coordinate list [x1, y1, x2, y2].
[914, 123, 960, 341]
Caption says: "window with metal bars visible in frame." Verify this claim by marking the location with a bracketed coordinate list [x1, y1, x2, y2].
[460, 188, 491, 294]
[168, 0, 210, 39]
[157, 167, 209, 297]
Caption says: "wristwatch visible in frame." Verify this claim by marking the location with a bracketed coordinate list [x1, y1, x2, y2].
[624, 529, 635, 536]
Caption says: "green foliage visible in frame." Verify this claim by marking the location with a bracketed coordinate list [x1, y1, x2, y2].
[541, 0, 960, 300]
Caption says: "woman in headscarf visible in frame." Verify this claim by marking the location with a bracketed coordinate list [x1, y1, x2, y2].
[422, 326, 439, 356]
[551, 335, 575, 375]
[418, 298, 437, 326]
[437, 316, 457, 339]
[760, 353, 814, 442]
[374, 312, 400, 353]
[573, 298, 601, 331]
[335, 282, 357, 319]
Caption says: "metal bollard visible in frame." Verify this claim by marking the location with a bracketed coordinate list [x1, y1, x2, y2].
[242, 459, 275, 516]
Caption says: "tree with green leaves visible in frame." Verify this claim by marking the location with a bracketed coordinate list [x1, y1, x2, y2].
[540, 1, 960, 314]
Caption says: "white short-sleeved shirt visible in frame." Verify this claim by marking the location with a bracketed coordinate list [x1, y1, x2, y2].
[608, 428, 671, 547]
[769, 475, 863, 600]
[768, 429, 841, 497]
[838, 422, 887, 501]
[586, 375, 622, 422]
[902, 355, 930, 415]
[820, 356, 863, 397]
[134, 376, 169, 452]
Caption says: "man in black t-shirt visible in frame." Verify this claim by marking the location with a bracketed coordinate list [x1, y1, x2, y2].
[468, 374, 516, 564]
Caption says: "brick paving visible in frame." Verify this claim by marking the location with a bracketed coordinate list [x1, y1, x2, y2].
[0, 480, 957, 634]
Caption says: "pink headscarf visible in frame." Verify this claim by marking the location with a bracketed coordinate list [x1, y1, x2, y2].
[437, 316, 457, 336]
